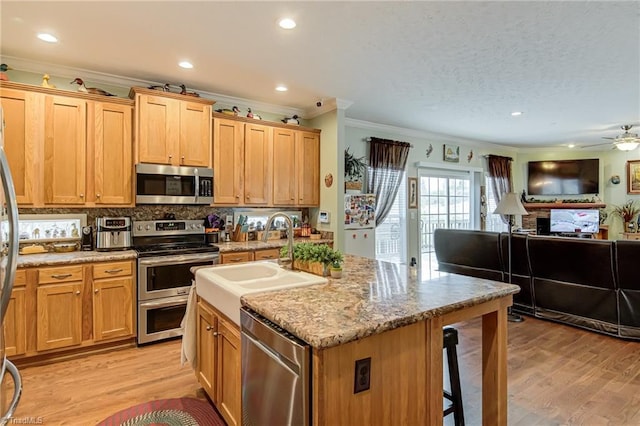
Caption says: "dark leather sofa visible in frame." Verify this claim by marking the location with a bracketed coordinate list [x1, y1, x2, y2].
[433, 228, 640, 340]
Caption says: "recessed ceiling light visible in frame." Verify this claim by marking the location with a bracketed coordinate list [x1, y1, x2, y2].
[278, 18, 296, 30]
[511, 111, 523, 116]
[568, 144, 576, 148]
[275, 85, 288, 92]
[178, 61, 193, 69]
[37, 33, 58, 43]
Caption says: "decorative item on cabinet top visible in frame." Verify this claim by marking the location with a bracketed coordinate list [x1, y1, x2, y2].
[70, 77, 115, 96]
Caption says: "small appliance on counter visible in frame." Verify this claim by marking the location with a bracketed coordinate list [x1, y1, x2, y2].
[81, 226, 93, 251]
[96, 217, 132, 251]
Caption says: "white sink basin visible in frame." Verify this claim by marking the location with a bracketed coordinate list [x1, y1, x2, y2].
[195, 261, 327, 325]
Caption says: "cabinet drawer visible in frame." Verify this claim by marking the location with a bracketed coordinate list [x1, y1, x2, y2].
[14, 269, 27, 287]
[93, 261, 133, 279]
[38, 265, 83, 284]
[253, 248, 280, 261]
[220, 251, 252, 264]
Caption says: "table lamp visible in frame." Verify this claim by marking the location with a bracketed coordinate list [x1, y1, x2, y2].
[494, 192, 529, 322]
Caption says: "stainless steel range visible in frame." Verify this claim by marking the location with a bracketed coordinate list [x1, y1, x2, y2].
[133, 219, 219, 344]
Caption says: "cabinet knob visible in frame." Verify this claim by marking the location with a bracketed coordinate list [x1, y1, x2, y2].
[94, 289, 99, 294]
[96, 193, 101, 198]
[206, 326, 212, 331]
[213, 331, 220, 337]
[75, 290, 81, 295]
[235, 195, 240, 199]
[80, 193, 84, 198]
[181, 156, 185, 162]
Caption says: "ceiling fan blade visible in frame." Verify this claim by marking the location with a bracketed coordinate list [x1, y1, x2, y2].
[581, 141, 614, 148]
[602, 137, 615, 140]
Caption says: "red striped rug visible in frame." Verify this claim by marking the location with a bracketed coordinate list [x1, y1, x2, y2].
[97, 397, 226, 426]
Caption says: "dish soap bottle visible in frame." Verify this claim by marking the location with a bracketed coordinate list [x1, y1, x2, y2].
[409, 257, 418, 277]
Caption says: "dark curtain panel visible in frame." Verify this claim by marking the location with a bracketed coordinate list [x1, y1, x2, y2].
[367, 137, 411, 225]
[487, 155, 513, 224]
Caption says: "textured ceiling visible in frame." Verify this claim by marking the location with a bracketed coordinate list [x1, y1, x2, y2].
[1, 1, 639, 149]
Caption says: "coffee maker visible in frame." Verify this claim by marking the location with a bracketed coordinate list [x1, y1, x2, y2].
[81, 225, 94, 251]
[96, 217, 132, 251]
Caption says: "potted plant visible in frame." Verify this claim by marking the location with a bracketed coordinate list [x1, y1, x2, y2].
[344, 147, 367, 191]
[329, 259, 343, 278]
[280, 243, 342, 276]
[612, 200, 640, 232]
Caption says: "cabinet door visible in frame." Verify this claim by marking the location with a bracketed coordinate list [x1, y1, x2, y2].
[43, 95, 86, 204]
[272, 128, 297, 205]
[217, 317, 241, 426]
[297, 131, 320, 206]
[244, 123, 271, 205]
[213, 118, 244, 204]
[93, 102, 133, 204]
[93, 276, 134, 341]
[0, 88, 39, 205]
[136, 95, 179, 165]
[179, 102, 211, 167]
[3, 287, 26, 357]
[36, 282, 83, 351]
[197, 300, 218, 399]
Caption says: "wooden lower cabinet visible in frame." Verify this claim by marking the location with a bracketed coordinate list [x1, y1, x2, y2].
[253, 248, 280, 261]
[220, 251, 253, 264]
[93, 261, 134, 341]
[3, 270, 27, 356]
[9, 260, 136, 361]
[196, 298, 241, 426]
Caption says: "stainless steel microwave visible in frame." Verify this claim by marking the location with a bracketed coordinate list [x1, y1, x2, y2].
[135, 164, 213, 205]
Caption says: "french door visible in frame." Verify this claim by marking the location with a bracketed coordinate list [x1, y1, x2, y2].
[419, 171, 472, 276]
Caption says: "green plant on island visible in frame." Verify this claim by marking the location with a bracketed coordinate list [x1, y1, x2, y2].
[280, 242, 343, 267]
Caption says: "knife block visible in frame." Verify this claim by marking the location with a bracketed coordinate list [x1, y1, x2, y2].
[231, 225, 247, 242]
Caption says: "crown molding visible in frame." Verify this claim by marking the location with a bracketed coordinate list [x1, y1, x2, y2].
[344, 117, 517, 152]
[2, 55, 305, 117]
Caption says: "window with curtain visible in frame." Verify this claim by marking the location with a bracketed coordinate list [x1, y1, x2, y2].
[366, 137, 411, 225]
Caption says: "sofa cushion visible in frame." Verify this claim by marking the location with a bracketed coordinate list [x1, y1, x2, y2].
[434, 229, 503, 281]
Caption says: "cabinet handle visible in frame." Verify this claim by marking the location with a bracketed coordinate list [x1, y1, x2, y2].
[104, 268, 123, 274]
[229, 258, 242, 262]
[235, 195, 240, 198]
[213, 331, 220, 337]
[94, 289, 99, 294]
[80, 193, 84, 198]
[75, 290, 81, 295]
[262, 255, 274, 259]
[206, 326, 212, 331]
[169, 154, 173, 160]
[51, 273, 72, 279]
[96, 193, 101, 198]
[181, 156, 185, 163]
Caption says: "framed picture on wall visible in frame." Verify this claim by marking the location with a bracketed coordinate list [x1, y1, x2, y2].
[627, 160, 640, 194]
[443, 144, 460, 162]
[408, 177, 418, 208]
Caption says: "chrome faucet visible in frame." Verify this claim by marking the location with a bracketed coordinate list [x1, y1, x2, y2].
[263, 212, 295, 270]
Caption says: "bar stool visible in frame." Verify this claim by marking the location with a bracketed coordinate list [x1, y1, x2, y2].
[443, 326, 465, 426]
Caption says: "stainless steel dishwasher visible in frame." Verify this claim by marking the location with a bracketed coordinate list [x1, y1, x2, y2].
[240, 307, 311, 426]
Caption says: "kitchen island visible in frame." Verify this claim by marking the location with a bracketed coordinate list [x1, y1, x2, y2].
[240, 255, 519, 426]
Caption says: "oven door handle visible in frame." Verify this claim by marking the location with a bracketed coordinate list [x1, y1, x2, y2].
[139, 254, 219, 267]
[140, 295, 189, 309]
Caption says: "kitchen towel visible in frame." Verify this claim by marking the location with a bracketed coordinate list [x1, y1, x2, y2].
[180, 281, 198, 368]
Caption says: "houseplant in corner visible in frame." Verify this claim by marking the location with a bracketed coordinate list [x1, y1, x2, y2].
[612, 200, 640, 232]
[344, 147, 367, 191]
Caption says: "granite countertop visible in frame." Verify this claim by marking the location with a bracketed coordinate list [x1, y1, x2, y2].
[241, 254, 519, 349]
[17, 250, 138, 268]
[216, 237, 333, 253]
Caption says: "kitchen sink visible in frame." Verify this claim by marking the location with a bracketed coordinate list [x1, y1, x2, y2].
[195, 261, 328, 325]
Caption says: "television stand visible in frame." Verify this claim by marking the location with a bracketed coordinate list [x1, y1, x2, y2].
[556, 232, 594, 239]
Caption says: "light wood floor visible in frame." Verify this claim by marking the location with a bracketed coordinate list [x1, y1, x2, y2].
[8, 316, 640, 425]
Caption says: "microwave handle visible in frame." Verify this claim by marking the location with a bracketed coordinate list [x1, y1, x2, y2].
[195, 175, 201, 203]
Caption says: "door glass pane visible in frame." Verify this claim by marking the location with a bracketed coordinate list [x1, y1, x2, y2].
[375, 179, 407, 264]
[419, 174, 472, 279]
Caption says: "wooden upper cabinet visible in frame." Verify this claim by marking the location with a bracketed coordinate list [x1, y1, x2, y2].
[92, 102, 133, 205]
[244, 123, 272, 205]
[136, 94, 179, 165]
[180, 102, 212, 167]
[297, 131, 320, 206]
[0, 88, 39, 205]
[272, 128, 297, 205]
[44, 95, 87, 205]
[130, 87, 214, 167]
[213, 118, 244, 205]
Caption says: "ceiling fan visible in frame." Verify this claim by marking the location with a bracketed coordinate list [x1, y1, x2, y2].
[582, 125, 640, 151]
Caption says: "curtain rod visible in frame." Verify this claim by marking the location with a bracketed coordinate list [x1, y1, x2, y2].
[482, 154, 513, 161]
[363, 137, 413, 148]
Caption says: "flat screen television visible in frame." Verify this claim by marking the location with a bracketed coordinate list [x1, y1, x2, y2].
[527, 159, 599, 195]
[550, 209, 599, 234]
